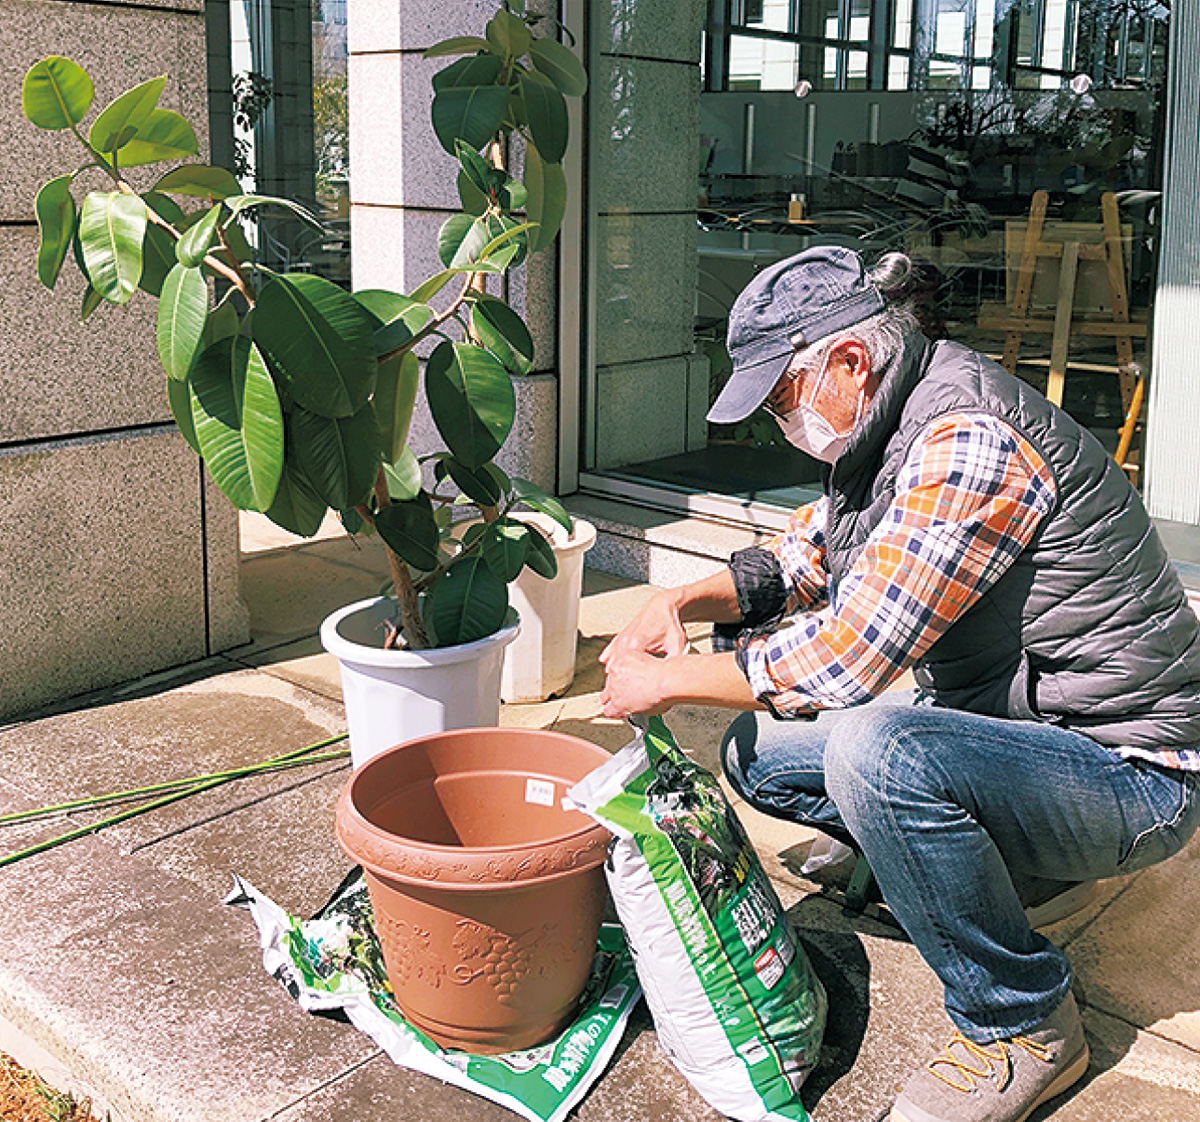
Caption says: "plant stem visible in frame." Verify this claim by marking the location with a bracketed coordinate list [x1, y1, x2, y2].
[137, 196, 256, 306]
[0, 740, 350, 869]
[373, 469, 429, 649]
[0, 735, 348, 826]
[377, 273, 476, 365]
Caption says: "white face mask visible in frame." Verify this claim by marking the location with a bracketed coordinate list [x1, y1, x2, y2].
[775, 353, 865, 463]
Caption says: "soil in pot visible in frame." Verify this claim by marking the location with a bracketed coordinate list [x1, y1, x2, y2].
[335, 726, 613, 1053]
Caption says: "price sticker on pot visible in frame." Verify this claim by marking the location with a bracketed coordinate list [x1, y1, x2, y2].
[525, 778, 556, 807]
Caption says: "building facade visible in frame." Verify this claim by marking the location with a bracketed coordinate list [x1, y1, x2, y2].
[2, 0, 1197, 718]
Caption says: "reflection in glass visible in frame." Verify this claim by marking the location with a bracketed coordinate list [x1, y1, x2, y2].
[591, 0, 1172, 505]
[226, 0, 350, 288]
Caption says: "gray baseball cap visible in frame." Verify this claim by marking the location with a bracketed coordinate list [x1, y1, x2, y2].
[706, 246, 885, 425]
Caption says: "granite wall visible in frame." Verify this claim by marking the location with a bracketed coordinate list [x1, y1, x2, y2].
[0, 0, 248, 720]
[346, 0, 560, 494]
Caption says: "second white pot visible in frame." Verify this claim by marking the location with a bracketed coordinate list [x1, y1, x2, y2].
[500, 514, 597, 704]
[320, 596, 520, 769]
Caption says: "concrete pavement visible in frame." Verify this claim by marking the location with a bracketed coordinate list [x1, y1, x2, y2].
[0, 513, 1196, 1121]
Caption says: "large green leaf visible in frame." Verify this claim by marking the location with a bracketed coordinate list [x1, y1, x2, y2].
[496, 177, 528, 212]
[374, 350, 419, 463]
[265, 456, 327, 537]
[144, 190, 187, 227]
[438, 213, 482, 268]
[523, 145, 567, 252]
[223, 218, 254, 264]
[457, 169, 490, 215]
[175, 204, 222, 267]
[383, 445, 422, 501]
[78, 192, 146, 304]
[426, 341, 516, 468]
[528, 38, 588, 97]
[523, 522, 558, 578]
[520, 71, 568, 164]
[35, 176, 76, 290]
[254, 274, 377, 419]
[115, 109, 199, 167]
[455, 139, 497, 196]
[140, 192, 188, 296]
[486, 9, 531, 58]
[443, 455, 505, 507]
[139, 224, 175, 297]
[470, 295, 534, 373]
[432, 86, 511, 154]
[89, 76, 165, 155]
[439, 212, 529, 271]
[432, 54, 504, 92]
[22, 57, 93, 130]
[189, 336, 285, 510]
[360, 294, 433, 357]
[157, 263, 208, 380]
[427, 554, 509, 645]
[375, 493, 440, 571]
[289, 402, 381, 511]
[81, 284, 103, 321]
[431, 56, 509, 154]
[154, 165, 242, 200]
[166, 374, 200, 455]
[354, 289, 418, 325]
[481, 520, 530, 582]
[511, 477, 572, 532]
[201, 300, 241, 347]
[424, 36, 494, 59]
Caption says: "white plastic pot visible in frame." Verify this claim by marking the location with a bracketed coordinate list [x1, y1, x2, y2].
[320, 596, 519, 769]
[501, 514, 597, 704]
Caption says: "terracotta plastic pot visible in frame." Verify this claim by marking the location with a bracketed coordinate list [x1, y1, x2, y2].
[334, 726, 613, 1053]
[320, 597, 519, 769]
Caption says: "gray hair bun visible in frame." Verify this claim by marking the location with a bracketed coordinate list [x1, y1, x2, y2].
[869, 251, 946, 339]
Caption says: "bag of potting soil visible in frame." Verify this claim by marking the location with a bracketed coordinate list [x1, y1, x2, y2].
[566, 716, 826, 1122]
[228, 871, 641, 1122]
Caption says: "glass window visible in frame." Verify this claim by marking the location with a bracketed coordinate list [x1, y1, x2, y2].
[224, 0, 350, 288]
[730, 34, 800, 90]
[585, 0, 1171, 508]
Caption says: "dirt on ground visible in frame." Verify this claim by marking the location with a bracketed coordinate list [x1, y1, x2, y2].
[1, 1052, 100, 1121]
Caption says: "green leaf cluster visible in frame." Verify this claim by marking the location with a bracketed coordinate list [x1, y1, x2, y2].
[23, 8, 586, 651]
[426, 7, 585, 253]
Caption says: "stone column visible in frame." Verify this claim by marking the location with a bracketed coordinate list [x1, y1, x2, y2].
[0, 0, 248, 720]
[1143, 3, 1200, 527]
[347, 0, 559, 493]
[588, 0, 706, 469]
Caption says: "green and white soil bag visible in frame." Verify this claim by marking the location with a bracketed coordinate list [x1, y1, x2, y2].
[229, 872, 640, 1122]
[567, 716, 826, 1122]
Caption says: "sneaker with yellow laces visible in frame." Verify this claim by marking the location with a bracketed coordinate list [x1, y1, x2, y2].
[889, 993, 1089, 1122]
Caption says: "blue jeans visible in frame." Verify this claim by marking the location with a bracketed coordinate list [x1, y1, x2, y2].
[721, 691, 1200, 1042]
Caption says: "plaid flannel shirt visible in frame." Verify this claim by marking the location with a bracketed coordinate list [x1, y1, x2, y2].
[736, 411, 1200, 770]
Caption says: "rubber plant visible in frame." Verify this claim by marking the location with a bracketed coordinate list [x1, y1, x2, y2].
[23, 0, 585, 650]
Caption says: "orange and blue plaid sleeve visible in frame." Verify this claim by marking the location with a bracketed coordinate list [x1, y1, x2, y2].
[761, 496, 830, 614]
[738, 413, 1057, 715]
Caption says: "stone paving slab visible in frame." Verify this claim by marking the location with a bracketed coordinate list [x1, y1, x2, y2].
[1065, 831, 1200, 1051]
[0, 810, 378, 1122]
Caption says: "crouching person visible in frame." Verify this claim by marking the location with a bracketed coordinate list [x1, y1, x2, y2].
[599, 246, 1200, 1122]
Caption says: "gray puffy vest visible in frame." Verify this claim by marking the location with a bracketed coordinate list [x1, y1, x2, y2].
[825, 336, 1200, 753]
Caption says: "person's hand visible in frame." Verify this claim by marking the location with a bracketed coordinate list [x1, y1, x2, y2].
[600, 649, 672, 718]
[600, 591, 689, 667]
